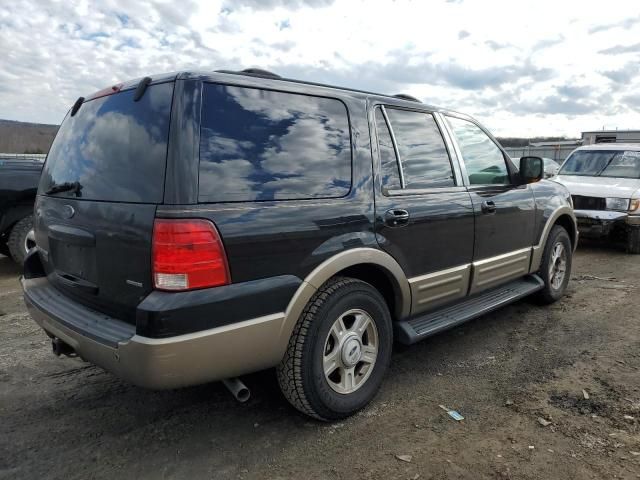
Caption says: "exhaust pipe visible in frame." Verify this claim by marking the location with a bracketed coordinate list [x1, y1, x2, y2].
[51, 338, 76, 357]
[222, 377, 250, 403]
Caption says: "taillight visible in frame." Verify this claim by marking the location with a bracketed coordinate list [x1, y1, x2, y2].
[152, 219, 230, 291]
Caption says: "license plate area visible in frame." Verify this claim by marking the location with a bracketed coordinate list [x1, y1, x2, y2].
[49, 239, 98, 282]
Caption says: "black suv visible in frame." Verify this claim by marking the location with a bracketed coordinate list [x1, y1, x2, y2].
[0, 157, 42, 263]
[22, 69, 577, 420]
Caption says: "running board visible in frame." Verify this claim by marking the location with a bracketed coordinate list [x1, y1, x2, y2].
[396, 275, 544, 345]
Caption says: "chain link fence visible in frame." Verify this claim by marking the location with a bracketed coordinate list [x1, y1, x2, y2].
[504, 145, 578, 163]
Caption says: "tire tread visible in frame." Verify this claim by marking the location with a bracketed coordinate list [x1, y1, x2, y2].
[7, 216, 33, 264]
[277, 276, 364, 421]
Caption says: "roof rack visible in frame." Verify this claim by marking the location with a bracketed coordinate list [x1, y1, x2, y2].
[393, 93, 421, 103]
[216, 68, 282, 80]
[207, 69, 432, 106]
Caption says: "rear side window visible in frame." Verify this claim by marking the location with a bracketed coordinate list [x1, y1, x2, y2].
[374, 108, 401, 189]
[198, 84, 352, 202]
[40, 82, 174, 203]
[383, 108, 455, 189]
[446, 116, 509, 185]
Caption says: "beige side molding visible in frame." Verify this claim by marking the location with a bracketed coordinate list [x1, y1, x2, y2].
[409, 263, 471, 314]
[529, 206, 577, 273]
[276, 248, 411, 359]
[470, 248, 531, 295]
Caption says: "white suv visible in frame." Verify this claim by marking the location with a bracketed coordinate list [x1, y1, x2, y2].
[555, 143, 640, 253]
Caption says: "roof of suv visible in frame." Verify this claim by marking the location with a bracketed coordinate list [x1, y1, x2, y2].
[85, 69, 472, 121]
[573, 143, 640, 152]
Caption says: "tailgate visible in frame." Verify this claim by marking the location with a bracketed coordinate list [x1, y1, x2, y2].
[34, 81, 175, 323]
[34, 195, 157, 323]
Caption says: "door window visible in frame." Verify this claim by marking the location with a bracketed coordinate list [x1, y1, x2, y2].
[446, 116, 510, 185]
[385, 108, 455, 189]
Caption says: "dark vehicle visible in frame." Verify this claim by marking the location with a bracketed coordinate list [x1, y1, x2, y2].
[22, 69, 577, 420]
[0, 157, 42, 263]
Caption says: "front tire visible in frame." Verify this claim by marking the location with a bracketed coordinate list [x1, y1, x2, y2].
[277, 276, 393, 421]
[626, 226, 640, 254]
[536, 225, 572, 304]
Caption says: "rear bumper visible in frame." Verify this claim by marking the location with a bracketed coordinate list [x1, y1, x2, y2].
[573, 209, 639, 238]
[22, 276, 287, 389]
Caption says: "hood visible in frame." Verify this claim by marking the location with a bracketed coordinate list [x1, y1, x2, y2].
[554, 175, 640, 199]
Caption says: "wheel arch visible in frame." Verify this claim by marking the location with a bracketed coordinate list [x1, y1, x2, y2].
[0, 204, 34, 237]
[554, 213, 577, 250]
[276, 248, 411, 359]
[530, 206, 577, 273]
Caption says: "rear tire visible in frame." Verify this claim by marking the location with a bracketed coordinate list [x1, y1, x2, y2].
[626, 226, 640, 254]
[536, 225, 572, 304]
[277, 276, 392, 421]
[7, 216, 35, 264]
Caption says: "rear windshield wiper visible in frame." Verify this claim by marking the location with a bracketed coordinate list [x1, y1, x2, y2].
[45, 181, 83, 196]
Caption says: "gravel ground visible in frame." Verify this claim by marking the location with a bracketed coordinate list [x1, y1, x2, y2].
[1, 244, 639, 480]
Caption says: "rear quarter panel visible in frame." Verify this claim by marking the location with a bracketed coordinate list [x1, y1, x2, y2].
[159, 80, 378, 284]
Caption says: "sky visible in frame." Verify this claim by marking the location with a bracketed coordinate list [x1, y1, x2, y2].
[1, 0, 639, 137]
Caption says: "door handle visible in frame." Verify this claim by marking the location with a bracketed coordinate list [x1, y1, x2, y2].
[481, 201, 497, 214]
[385, 209, 410, 227]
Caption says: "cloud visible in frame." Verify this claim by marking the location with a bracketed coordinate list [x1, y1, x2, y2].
[589, 14, 640, 33]
[485, 40, 510, 50]
[622, 93, 640, 108]
[512, 96, 598, 116]
[556, 85, 591, 98]
[532, 36, 564, 51]
[1, 0, 640, 138]
[598, 42, 640, 55]
[602, 63, 640, 84]
[223, 0, 334, 10]
[279, 54, 553, 95]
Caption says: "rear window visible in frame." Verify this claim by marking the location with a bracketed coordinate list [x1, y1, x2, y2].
[198, 84, 352, 202]
[40, 82, 174, 203]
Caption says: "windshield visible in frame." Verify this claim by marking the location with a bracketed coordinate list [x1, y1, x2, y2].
[559, 150, 640, 179]
[40, 82, 174, 203]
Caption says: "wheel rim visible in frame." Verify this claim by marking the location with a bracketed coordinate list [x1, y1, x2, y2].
[323, 308, 379, 395]
[24, 229, 36, 254]
[548, 241, 567, 290]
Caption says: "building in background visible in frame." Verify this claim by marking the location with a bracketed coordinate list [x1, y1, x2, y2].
[504, 139, 582, 163]
[582, 129, 640, 145]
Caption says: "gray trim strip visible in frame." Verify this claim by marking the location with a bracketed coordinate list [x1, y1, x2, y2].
[380, 105, 406, 188]
[437, 112, 470, 186]
[433, 111, 466, 186]
[385, 186, 468, 196]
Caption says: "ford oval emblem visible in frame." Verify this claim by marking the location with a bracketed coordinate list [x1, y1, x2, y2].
[62, 205, 75, 219]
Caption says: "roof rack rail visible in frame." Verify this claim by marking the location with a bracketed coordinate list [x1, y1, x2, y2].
[393, 93, 421, 103]
[241, 68, 281, 79]
[216, 68, 282, 80]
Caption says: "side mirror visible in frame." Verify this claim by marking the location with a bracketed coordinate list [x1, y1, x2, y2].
[519, 156, 544, 184]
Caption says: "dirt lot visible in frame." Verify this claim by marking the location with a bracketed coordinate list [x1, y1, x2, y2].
[1, 244, 639, 480]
